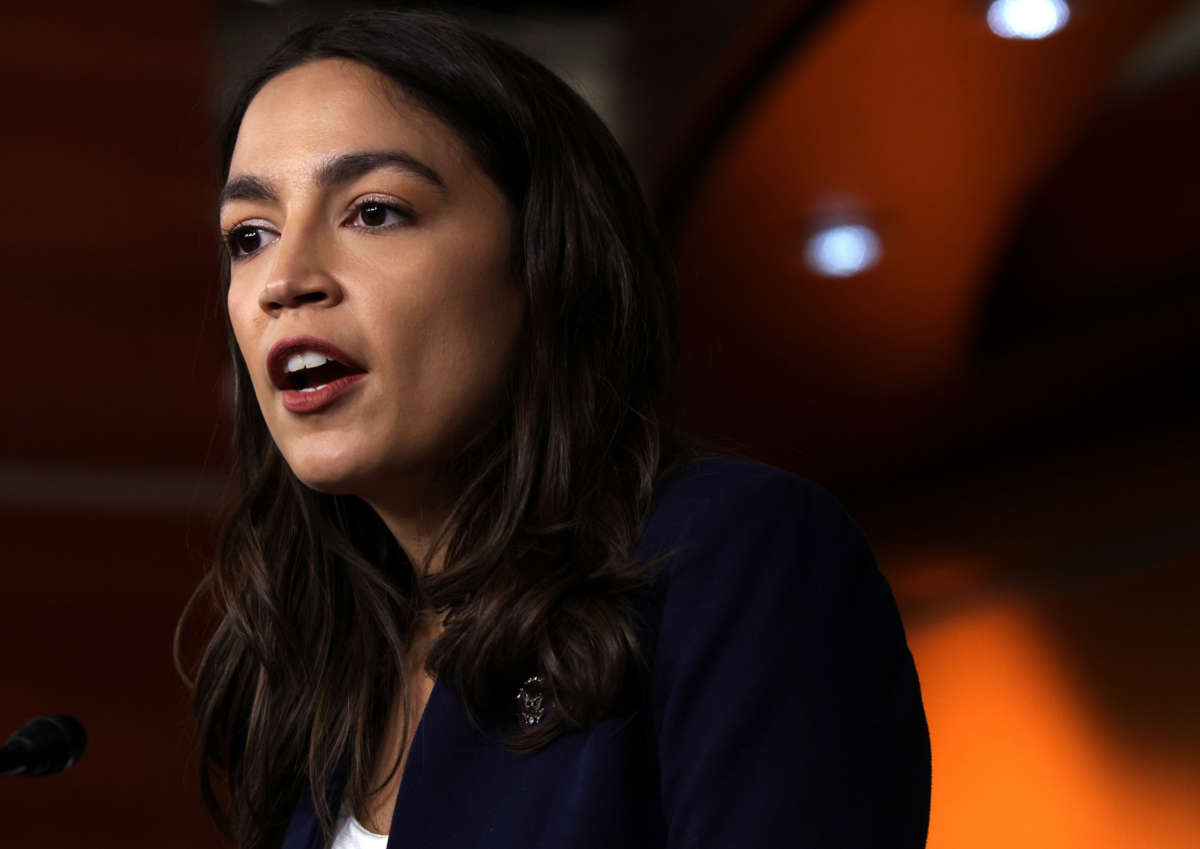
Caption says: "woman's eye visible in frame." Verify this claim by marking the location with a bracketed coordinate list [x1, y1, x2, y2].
[350, 201, 410, 229]
[225, 226, 279, 259]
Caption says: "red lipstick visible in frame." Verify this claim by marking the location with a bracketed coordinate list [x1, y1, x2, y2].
[266, 335, 368, 414]
[280, 374, 366, 413]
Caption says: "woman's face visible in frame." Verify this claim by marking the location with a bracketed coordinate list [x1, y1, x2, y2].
[222, 59, 522, 502]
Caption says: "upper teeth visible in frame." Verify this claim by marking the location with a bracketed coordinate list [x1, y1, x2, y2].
[284, 351, 332, 373]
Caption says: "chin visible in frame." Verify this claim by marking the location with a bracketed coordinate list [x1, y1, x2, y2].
[283, 448, 433, 503]
[291, 475, 353, 496]
[288, 469, 358, 496]
[274, 426, 446, 503]
[280, 449, 375, 496]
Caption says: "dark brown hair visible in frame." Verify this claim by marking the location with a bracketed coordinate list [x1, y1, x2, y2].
[177, 9, 697, 849]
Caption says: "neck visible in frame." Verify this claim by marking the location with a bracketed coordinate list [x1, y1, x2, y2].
[364, 474, 455, 577]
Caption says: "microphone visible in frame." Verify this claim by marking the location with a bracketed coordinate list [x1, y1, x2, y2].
[0, 714, 87, 777]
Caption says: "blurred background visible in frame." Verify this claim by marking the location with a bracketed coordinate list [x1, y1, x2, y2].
[1, 0, 1197, 845]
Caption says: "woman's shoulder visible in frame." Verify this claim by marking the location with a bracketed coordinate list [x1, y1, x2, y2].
[637, 456, 867, 582]
[635, 457, 931, 848]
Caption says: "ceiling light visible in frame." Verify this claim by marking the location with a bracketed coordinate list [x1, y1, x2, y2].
[987, 0, 1071, 40]
[804, 224, 882, 278]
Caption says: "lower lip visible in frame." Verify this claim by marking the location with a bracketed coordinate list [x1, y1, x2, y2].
[280, 373, 366, 413]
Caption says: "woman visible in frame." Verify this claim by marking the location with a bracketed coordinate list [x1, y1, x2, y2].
[180, 9, 930, 849]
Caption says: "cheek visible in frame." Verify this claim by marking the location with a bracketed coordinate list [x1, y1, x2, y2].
[225, 287, 270, 394]
[443, 284, 523, 405]
[226, 284, 248, 344]
[394, 279, 522, 434]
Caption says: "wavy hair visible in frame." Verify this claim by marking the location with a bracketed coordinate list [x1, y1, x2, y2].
[176, 9, 699, 849]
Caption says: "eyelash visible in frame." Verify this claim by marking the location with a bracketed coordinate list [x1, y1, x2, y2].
[220, 198, 414, 261]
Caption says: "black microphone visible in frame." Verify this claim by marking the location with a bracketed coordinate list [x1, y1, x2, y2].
[0, 714, 87, 777]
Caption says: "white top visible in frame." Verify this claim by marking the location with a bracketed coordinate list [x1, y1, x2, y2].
[330, 810, 390, 849]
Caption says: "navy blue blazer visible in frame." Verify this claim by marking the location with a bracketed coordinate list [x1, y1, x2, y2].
[282, 459, 931, 848]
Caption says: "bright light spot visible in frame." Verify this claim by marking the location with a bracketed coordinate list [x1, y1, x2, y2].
[987, 0, 1071, 40]
[804, 224, 882, 278]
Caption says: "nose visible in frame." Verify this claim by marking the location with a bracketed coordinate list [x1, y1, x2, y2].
[257, 231, 343, 313]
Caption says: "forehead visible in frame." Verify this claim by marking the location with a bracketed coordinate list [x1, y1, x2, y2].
[229, 58, 469, 181]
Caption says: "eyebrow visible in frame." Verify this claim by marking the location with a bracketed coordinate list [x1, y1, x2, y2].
[218, 150, 447, 211]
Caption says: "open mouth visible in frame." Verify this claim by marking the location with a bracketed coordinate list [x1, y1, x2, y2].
[267, 338, 368, 394]
[283, 355, 365, 392]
